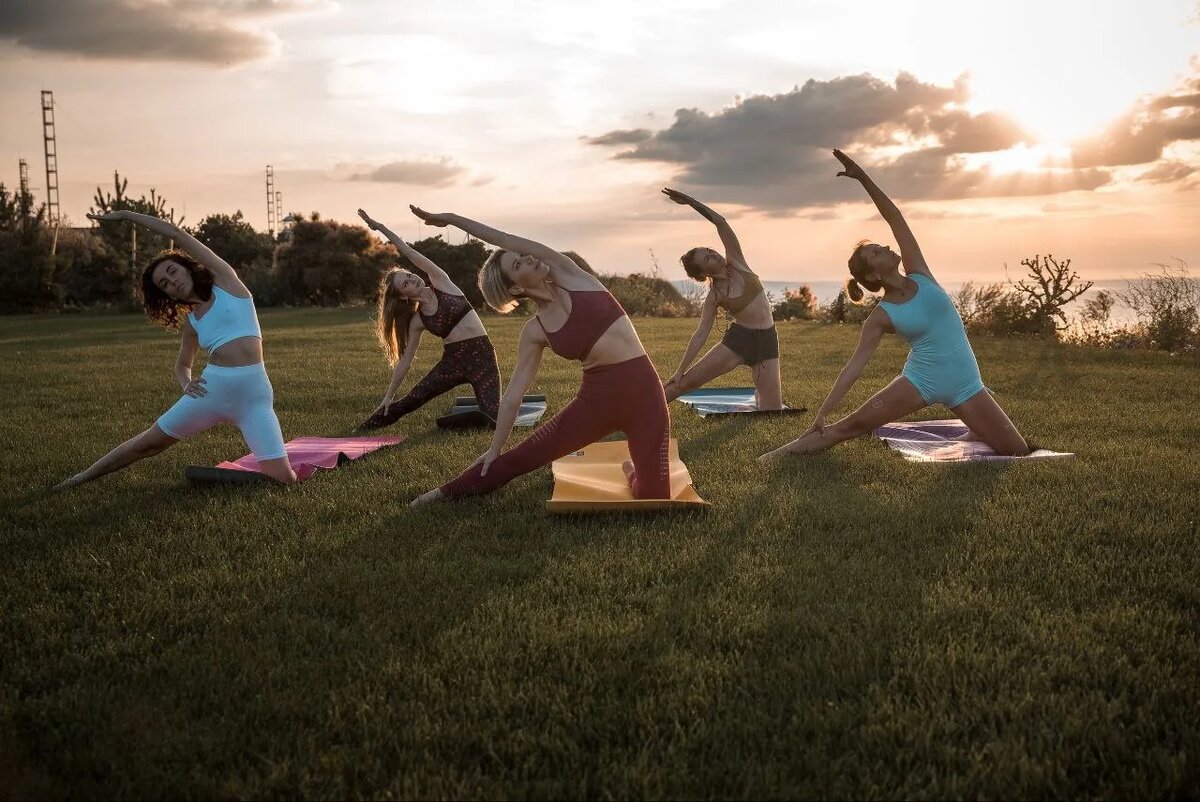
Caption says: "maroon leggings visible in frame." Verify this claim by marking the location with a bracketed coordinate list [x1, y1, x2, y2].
[359, 336, 499, 430]
[440, 355, 671, 499]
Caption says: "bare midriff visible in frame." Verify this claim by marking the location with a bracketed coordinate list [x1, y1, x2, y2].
[208, 336, 265, 366]
[441, 309, 489, 345]
[579, 316, 647, 371]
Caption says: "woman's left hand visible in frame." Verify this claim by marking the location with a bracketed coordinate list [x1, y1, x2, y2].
[661, 187, 697, 206]
[409, 205, 450, 227]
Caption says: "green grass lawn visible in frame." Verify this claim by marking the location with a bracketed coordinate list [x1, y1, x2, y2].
[2, 310, 1198, 799]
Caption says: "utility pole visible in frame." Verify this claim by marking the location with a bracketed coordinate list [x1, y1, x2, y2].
[41, 91, 60, 225]
[266, 164, 276, 236]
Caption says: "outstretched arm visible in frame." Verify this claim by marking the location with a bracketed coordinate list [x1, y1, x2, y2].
[409, 205, 591, 282]
[477, 321, 546, 475]
[358, 208, 460, 295]
[380, 318, 424, 406]
[87, 210, 244, 289]
[764, 309, 888, 458]
[832, 149, 933, 281]
[662, 188, 749, 270]
[669, 291, 718, 384]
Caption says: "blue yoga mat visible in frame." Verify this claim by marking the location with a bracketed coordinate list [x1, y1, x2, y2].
[676, 387, 806, 418]
[436, 394, 548, 429]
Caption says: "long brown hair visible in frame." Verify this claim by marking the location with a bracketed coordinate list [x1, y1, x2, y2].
[137, 250, 214, 332]
[376, 268, 419, 366]
[846, 239, 884, 303]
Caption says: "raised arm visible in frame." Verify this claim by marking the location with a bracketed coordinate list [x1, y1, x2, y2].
[409, 205, 592, 282]
[358, 208, 460, 295]
[662, 188, 750, 270]
[477, 321, 546, 475]
[669, 291, 719, 385]
[87, 210, 244, 289]
[832, 150, 933, 281]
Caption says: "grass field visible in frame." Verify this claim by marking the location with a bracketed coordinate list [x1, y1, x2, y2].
[2, 310, 1198, 799]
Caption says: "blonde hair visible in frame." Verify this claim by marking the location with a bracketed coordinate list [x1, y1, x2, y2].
[375, 267, 419, 366]
[846, 239, 884, 304]
[479, 248, 520, 313]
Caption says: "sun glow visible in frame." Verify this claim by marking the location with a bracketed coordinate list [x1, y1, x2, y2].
[968, 142, 1073, 175]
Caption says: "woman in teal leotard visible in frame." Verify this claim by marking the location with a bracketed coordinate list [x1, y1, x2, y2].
[761, 149, 1031, 460]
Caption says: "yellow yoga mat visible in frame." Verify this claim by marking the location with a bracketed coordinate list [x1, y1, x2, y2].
[547, 438, 709, 513]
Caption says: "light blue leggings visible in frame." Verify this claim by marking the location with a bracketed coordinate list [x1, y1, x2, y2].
[156, 362, 287, 460]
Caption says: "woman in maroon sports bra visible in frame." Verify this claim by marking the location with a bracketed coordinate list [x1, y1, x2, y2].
[408, 205, 672, 505]
[356, 209, 500, 430]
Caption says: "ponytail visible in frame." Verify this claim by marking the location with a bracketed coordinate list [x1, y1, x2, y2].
[845, 239, 883, 304]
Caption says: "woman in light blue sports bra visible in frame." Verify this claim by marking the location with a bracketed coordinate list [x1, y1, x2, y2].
[762, 149, 1030, 460]
[56, 210, 297, 488]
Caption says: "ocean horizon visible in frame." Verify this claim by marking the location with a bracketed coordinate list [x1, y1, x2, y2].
[670, 278, 1151, 326]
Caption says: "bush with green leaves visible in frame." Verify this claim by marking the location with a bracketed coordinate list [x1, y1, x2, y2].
[0, 183, 61, 311]
[1118, 260, 1198, 352]
[771, 285, 818, 321]
[273, 213, 393, 306]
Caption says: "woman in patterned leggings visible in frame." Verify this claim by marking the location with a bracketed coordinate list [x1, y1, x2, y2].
[356, 209, 501, 430]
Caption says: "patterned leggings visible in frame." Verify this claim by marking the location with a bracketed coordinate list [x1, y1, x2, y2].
[440, 355, 671, 499]
[359, 336, 500, 430]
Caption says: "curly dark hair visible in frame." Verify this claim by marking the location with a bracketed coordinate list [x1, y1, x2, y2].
[137, 250, 214, 332]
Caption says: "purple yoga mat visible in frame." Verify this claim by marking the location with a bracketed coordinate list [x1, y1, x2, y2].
[215, 435, 405, 481]
[873, 420, 1072, 463]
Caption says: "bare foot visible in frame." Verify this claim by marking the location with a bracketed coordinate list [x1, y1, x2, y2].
[52, 473, 84, 492]
[410, 488, 444, 506]
[621, 459, 636, 486]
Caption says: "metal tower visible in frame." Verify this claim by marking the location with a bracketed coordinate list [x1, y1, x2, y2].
[274, 190, 282, 231]
[41, 90, 60, 224]
[266, 164, 276, 235]
[18, 159, 29, 195]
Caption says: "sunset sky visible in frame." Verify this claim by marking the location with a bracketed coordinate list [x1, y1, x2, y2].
[1, 0, 1197, 282]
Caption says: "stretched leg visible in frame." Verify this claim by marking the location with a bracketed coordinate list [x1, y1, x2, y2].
[358, 355, 466, 430]
[438, 394, 612, 498]
[236, 390, 298, 484]
[952, 389, 1030, 456]
[751, 357, 783, 411]
[465, 339, 502, 424]
[663, 342, 743, 401]
[621, 378, 672, 499]
[761, 375, 926, 459]
[56, 425, 179, 489]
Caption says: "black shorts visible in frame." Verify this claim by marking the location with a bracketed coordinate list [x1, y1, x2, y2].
[721, 323, 779, 366]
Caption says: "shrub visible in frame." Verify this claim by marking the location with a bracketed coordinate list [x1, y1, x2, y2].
[1118, 260, 1199, 352]
[819, 290, 878, 324]
[771, 285, 818, 321]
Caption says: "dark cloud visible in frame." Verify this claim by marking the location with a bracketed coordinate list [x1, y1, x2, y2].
[583, 129, 652, 146]
[0, 0, 320, 64]
[332, 159, 467, 187]
[587, 67, 1200, 209]
[1070, 74, 1200, 170]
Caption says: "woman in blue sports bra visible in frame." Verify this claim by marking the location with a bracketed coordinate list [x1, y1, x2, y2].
[55, 210, 297, 488]
[761, 149, 1030, 460]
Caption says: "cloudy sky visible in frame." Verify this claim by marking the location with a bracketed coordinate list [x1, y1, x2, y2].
[1, 0, 1197, 281]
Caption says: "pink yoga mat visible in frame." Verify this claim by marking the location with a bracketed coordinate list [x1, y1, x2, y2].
[873, 420, 1072, 463]
[215, 435, 405, 481]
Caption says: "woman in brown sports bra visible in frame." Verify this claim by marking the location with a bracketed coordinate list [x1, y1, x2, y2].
[355, 209, 500, 431]
[660, 188, 784, 411]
